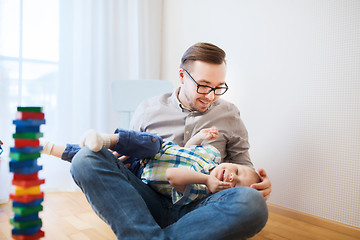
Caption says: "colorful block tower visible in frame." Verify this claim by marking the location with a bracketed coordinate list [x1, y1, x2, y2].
[9, 106, 45, 240]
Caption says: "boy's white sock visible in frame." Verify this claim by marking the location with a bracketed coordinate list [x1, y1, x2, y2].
[80, 129, 111, 152]
[40, 139, 54, 155]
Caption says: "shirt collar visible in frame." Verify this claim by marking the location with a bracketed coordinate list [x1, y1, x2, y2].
[170, 87, 184, 111]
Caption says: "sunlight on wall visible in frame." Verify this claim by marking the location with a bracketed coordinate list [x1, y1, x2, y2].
[162, 0, 360, 228]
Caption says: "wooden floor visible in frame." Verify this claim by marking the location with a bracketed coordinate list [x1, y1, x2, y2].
[0, 192, 358, 240]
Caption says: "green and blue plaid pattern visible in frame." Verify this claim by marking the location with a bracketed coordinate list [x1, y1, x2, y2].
[141, 142, 220, 205]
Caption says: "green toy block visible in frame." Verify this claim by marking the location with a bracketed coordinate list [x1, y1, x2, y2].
[13, 132, 43, 140]
[12, 205, 43, 216]
[9, 152, 41, 161]
[10, 218, 42, 230]
[17, 107, 43, 112]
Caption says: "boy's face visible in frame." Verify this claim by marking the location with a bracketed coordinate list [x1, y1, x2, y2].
[210, 163, 257, 187]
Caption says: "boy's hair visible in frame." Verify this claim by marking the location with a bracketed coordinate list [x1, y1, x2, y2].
[249, 168, 261, 184]
[180, 42, 226, 70]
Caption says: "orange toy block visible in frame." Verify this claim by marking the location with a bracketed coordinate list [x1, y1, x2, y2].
[12, 179, 45, 188]
[10, 193, 44, 203]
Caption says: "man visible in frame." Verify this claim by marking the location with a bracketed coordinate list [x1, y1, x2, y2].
[71, 42, 270, 239]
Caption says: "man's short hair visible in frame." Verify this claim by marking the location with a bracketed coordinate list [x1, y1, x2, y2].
[180, 42, 226, 70]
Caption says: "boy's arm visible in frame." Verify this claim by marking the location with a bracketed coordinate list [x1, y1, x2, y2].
[166, 168, 231, 193]
[184, 126, 219, 148]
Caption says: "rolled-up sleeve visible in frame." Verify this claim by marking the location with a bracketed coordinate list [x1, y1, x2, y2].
[112, 128, 163, 159]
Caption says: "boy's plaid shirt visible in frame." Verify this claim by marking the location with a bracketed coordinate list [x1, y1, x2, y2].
[141, 141, 221, 205]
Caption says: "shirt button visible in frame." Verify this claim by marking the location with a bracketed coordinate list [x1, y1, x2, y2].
[151, 137, 156, 142]
[186, 131, 190, 134]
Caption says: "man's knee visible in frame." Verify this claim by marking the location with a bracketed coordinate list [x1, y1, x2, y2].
[231, 187, 268, 237]
[70, 147, 98, 184]
[209, 187, 268, 238]
[239, 187, 268, 217]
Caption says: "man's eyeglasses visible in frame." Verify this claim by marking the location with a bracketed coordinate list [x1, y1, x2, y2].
[184, 70, 228, 95]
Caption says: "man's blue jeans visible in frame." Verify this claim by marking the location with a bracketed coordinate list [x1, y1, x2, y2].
[70, 147, 268, 240]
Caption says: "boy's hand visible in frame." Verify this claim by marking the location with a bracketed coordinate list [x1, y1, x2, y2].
[184, 126, 219, 148]
[206, 175, 232, 193]
[108, 150, 131, 168]
[198, 126, 219, 141]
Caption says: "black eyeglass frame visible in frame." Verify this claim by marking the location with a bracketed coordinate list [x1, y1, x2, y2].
[183, 69, 228, 95]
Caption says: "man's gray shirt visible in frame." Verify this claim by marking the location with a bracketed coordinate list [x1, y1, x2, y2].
[130, 88, 252, 167]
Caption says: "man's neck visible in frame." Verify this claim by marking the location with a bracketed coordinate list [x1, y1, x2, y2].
[177, 88, 191, 110]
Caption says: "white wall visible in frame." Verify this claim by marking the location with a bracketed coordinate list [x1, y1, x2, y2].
[161, 0, 360, 228]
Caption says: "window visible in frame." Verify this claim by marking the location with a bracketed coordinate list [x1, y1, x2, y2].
[0, 0, 59, 108]
[0, 0, 59, 201]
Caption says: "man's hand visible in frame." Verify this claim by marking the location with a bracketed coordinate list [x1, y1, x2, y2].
[250, 168, 271, 201]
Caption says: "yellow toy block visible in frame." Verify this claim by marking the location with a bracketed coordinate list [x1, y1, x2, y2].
[14, 185, 41, 196]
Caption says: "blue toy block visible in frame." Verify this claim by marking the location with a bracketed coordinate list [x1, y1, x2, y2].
[13, 119, 46, 127]
[12, 198, 44, 208]
[10, 147, 43, 154]
[12, 224, 42, 236]
[15, 126, 40, 133]
[9, 159, 38, 168]
[13, 213, 39, 222]
[0, 139, 3, 155]
[9, 165, 42, 174]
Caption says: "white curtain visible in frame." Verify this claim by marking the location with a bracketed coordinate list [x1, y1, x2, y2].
[29, 0, 164, 192]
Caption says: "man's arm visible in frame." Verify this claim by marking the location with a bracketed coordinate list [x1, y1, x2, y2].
[166, 168, 231, 194]
[218, 104, 271, 200]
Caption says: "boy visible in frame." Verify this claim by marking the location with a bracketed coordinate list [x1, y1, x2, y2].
[41, 127, 260, 205]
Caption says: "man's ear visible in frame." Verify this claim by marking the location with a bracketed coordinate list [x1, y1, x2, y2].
[179, 68, 185, 84]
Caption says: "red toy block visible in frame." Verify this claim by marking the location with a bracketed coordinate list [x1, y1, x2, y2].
[16, 112, 45, 120]
[13, 173, 39, 181]
[12, 179, 45, 188]
[10, 193, 44, 203]
[14, 139, 40, 148]
[12, 230, 44, 240]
